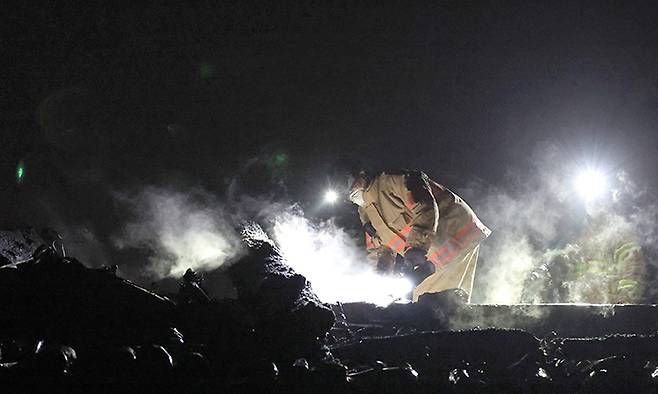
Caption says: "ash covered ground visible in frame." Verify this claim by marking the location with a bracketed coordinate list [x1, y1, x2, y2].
[2, 224, 658, 393]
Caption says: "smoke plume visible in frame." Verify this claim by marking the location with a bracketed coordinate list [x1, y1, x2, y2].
[271, 210, 412, 305]
[466, 144, 658, 304]
[112, 186, 242, 278]
[50, 143, 657, 306]
[110, 184, 411, 305]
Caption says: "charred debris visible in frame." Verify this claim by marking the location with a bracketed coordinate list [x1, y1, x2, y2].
[1, 225, 658, 393]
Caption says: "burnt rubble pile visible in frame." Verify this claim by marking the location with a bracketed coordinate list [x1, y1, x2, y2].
[331, 301, 658, 392]
[0, 225, 342, 393]
[1, 227, 658, 392]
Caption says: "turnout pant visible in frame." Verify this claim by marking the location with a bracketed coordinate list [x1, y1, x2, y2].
[412, 244, 480, 302]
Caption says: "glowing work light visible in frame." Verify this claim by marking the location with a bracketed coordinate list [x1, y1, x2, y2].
[574, 168, 607, 201]
[324, 190, 339, 204]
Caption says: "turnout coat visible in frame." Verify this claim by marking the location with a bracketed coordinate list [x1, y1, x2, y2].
[358, 172, 491, 301]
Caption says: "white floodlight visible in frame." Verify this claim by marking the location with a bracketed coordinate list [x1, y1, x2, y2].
[324, 189, 339, 204]
[574, 168, 607, 201]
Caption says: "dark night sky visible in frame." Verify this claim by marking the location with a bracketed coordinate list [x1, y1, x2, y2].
[2, 1, 658, 251]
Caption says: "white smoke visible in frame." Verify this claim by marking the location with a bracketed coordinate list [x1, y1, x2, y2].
[467, 144, 657, 304]
[109, 143, 657, 306]
[112, 186, 411, 305]
[462, 145, 569, 303]
[113, 186, 242, 278]
[481, 234, 539, 303]
[271, 210, 413, 306]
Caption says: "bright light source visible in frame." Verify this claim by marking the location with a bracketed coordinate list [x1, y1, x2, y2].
[324, 190, 339, 204]
[575, 168, 607, 201]
[273, 213, 413, 306]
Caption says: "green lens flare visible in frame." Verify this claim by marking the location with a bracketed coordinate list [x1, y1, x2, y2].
[16, 161, 25, 183]
[273, 153, 288, 166]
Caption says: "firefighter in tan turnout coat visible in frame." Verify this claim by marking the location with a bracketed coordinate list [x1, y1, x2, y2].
[348, 170, 491, 302]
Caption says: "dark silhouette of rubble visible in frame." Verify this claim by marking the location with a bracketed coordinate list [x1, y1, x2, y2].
[0, 246, 175, 346]
[1, 225, 658, 392]
[178, 268, 211, 305]
[226, 223, 336, 357]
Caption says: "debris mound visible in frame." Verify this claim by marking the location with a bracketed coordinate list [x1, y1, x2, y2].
[1, 226, 658, 392]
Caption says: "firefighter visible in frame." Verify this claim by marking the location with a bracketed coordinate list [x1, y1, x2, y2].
[565, 210, 647, 304]
[348, 170, 491, 302]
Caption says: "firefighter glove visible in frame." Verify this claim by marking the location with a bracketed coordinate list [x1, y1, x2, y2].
[404, 247, 435, 286]
[363, 222, 377, 238]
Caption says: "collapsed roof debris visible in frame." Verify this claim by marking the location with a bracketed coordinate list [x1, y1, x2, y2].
[1, 225, 658, 392]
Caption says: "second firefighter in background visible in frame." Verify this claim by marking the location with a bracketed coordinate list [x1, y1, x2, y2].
[348, 170, 491, 302]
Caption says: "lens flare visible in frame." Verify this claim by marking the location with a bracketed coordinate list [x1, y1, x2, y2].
[16, 160, 25, 184]
[575, 168, 607, 201]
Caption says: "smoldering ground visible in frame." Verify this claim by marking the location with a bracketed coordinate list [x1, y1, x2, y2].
[104, 140, 657, 306]
[11, 98, 658, 307]
[109, 183, 412, 305]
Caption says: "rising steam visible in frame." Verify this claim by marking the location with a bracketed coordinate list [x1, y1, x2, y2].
[112, 186, 411, 305]
[108, 143, 656, 306]
[272, 211, 413, 306]
[468, 144, 657, 304]
[113, 187, 242, 278]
